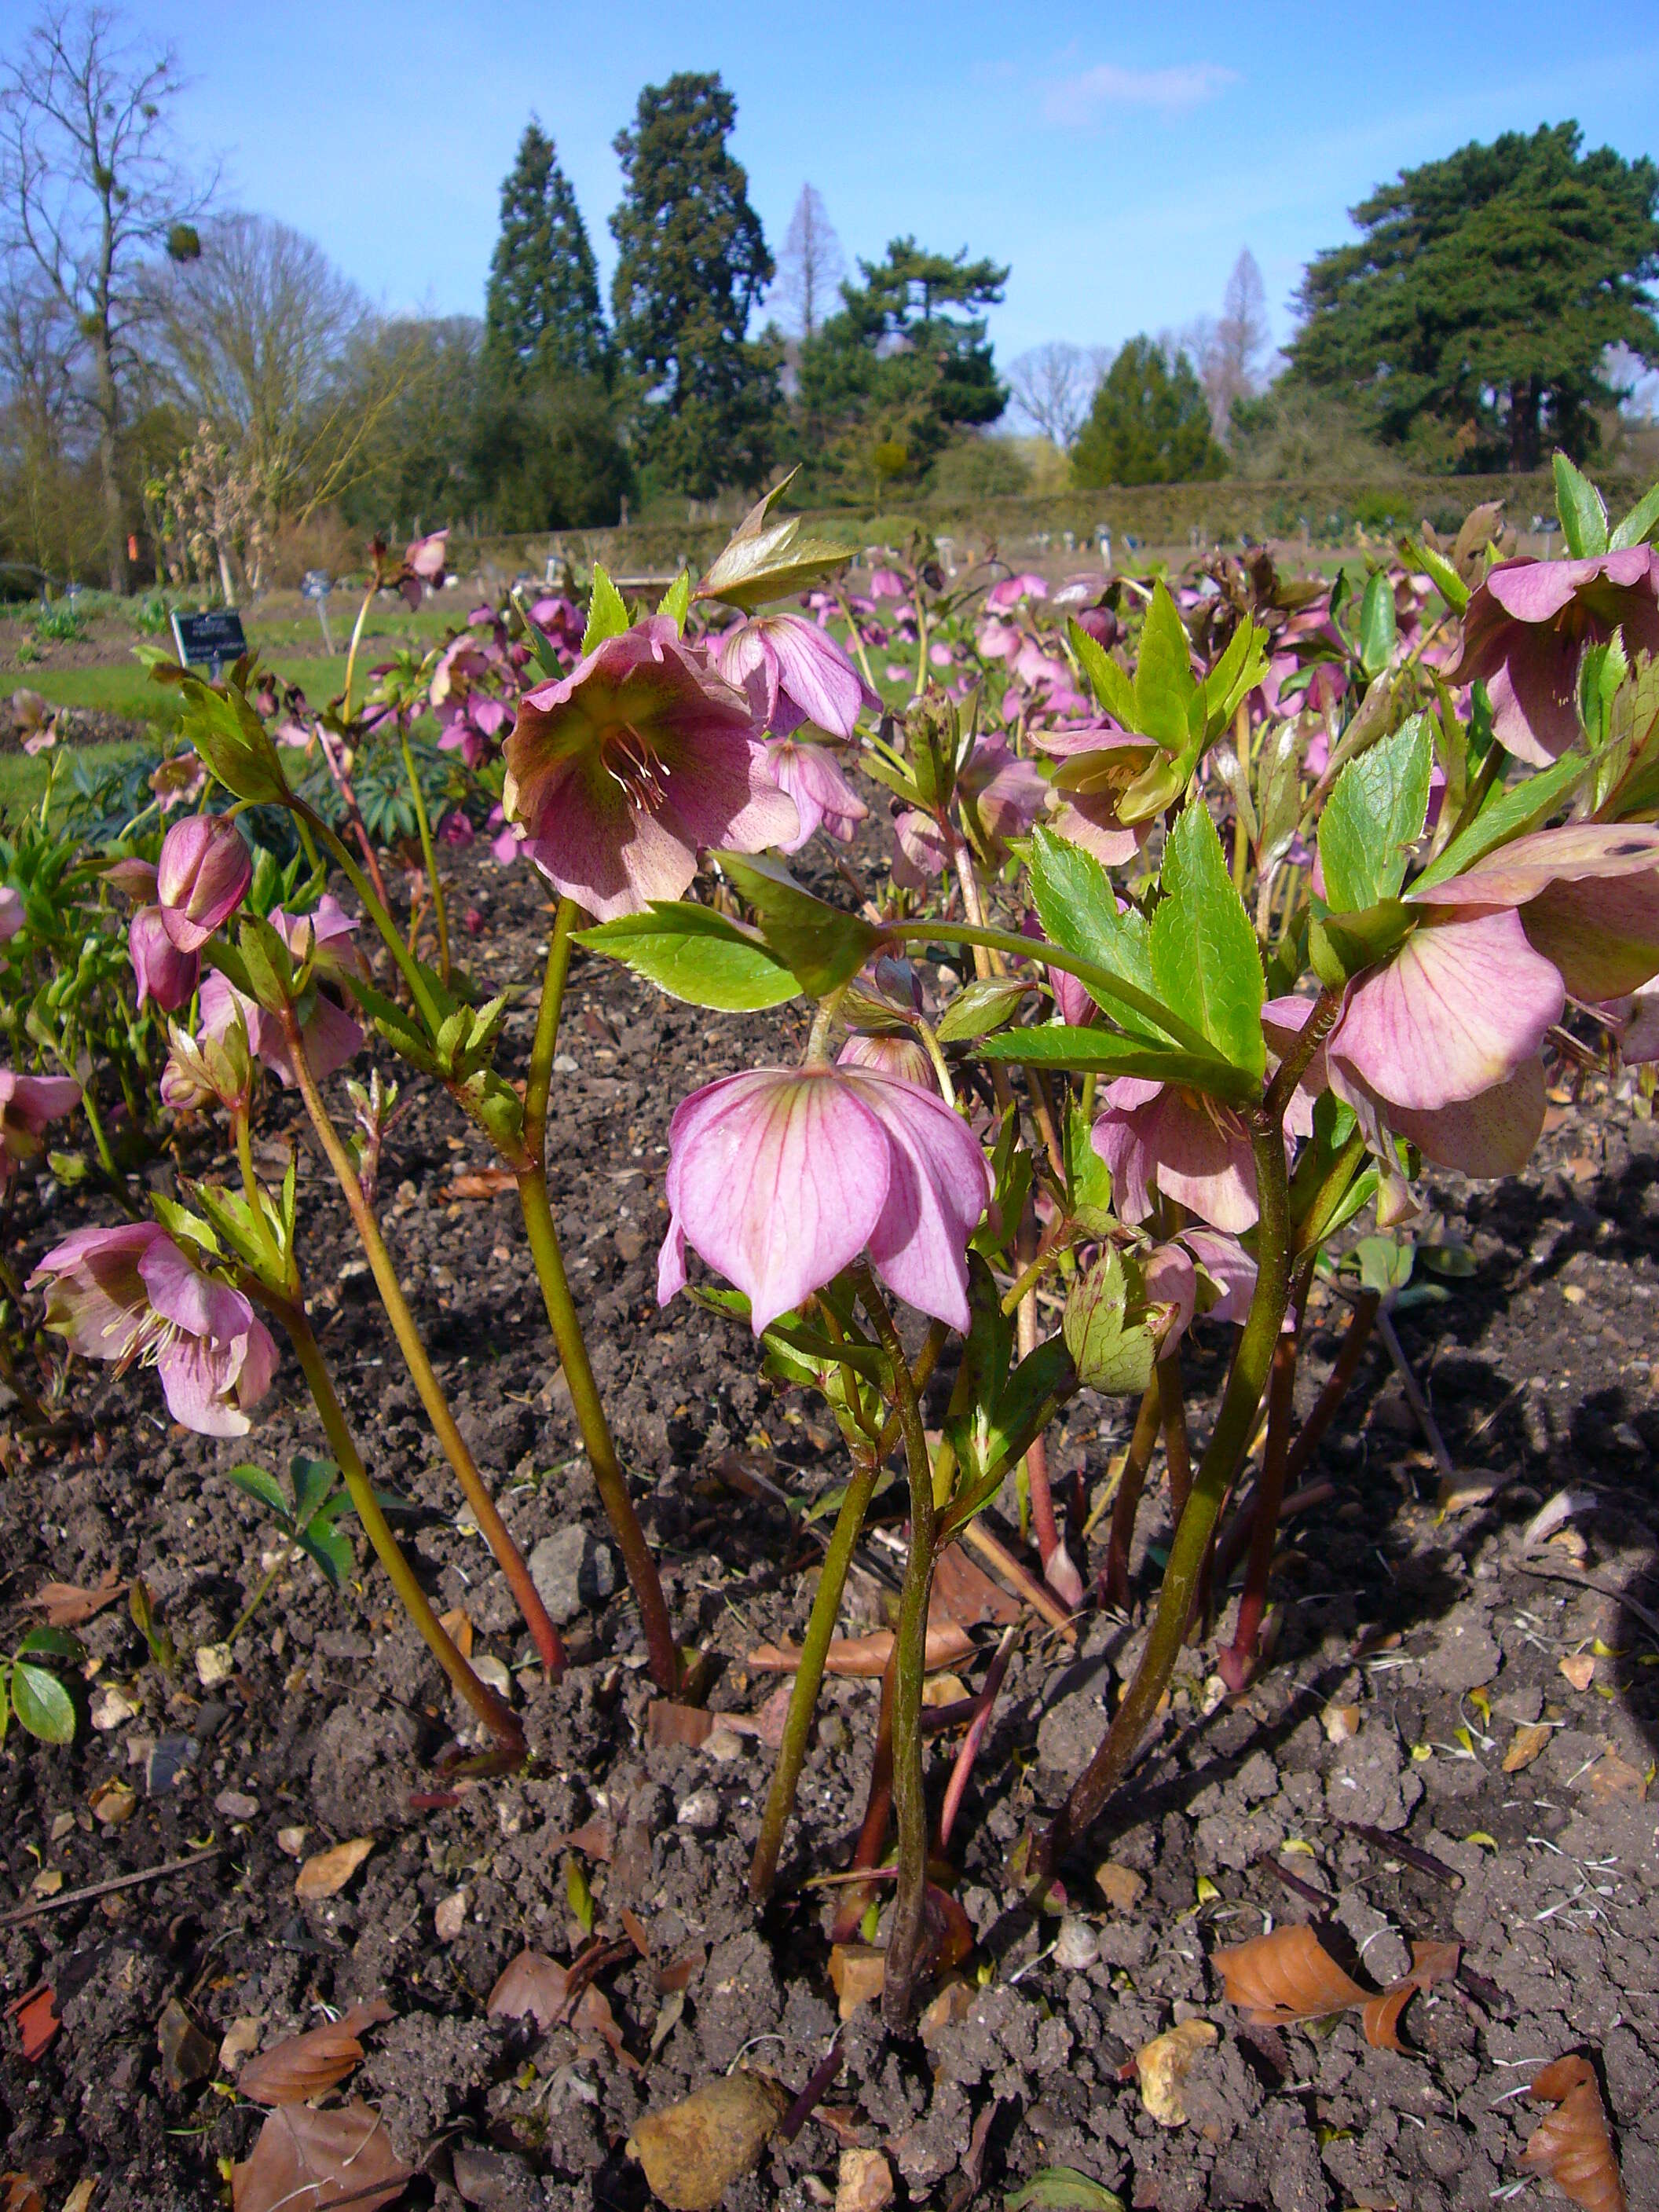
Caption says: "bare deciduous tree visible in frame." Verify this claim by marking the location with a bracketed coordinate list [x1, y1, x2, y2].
[773, 183, 844, 340]
[1006, 341, 1112, 450]
[0, 5, 211, 589]
[1188, 248, 1271, 440]
[156, 213, 406, 536]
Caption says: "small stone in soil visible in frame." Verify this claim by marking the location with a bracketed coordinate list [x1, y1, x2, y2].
[529, 1525, 617, 1624]
[214, 1789, 259, 1819]
[1053, 1917, 1100, 1970]
[677, 1787, 720, 1831]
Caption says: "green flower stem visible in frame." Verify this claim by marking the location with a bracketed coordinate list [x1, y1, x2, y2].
[1218, 1325, 1299, 1688]
[222, 1537, 295, 1653]
[279, 1300, 524, 1754]
[399, 729, 450, 987]
[856, 1265, 939, 2031]
[1281, 1286, 1378, 1491]
[1104, 1376, 1163, 1612]
[749, 1446, 881, 1903]
[1158, 1350, 1192, 1522]
[278, 1005, 567, 1680]
[342, 581, 376, 720]
[516, 905, 679, 1695]
[298, 804, 442, 1033]
[1034, 1107, 1291, 1887]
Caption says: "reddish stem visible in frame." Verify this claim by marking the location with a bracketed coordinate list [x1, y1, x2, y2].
[1218, 1331, 1298, 1690]
[936, 1626, 1018, 1853]
[829, 1652, 896, 1945]
[1104, 1378, 1162, 1612]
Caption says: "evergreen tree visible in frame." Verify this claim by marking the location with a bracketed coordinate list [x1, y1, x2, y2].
[483, 121, 608, 383]
[1287, 123, 1659, 469]
[1071, 337, 1225, 487]
[609, 71, 779, 496]
[797, 237, 1008, 494]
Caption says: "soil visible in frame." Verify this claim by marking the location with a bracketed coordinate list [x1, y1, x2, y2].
[2, 836, 1657, 2212]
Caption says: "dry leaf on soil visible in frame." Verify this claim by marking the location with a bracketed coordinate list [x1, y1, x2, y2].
[1585, 1752, 1648, 1804]
[1503, 1721, 1554, 1773]
[625, 2072, 790, 2212]
[236, 2001, 393, 2106]
[1213, 1925, 1458, 2049]
[1559, 1653, 1596, 1692]
[25, 1566, 123, 1627]
[647, 1700, 716, 1749]
[930, 1541, 1022, 1627]
[828, 1943, 887, 2019]
[1520, 2056, 1628, 2212]
[1134, 2020, 1217, 2127]
[445, 1169, 516, 1199]
[485, 1950, 570, 2034]
[3, 1986, 58, 2063]
[0, 2175, 42, 2212]
[232, 2101, 411, 2212]
[748, 1622, 976, 1676]
[295, 1837, 375, 1899]
[557, 1816, 615, 1862]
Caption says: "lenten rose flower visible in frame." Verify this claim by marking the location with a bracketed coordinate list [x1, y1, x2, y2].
[1091, 1079, 1269, 1233]
[0, 885, 22, 942]
[156, 815, 251, 952]
[1451, 549, 1659, 765]
[200, 896, 367, 1087]
[958, 736, 1047, 854]
[29, 1221, 277, 1437]
[657, 1064, 992, 1333]
[1031, 722, 1158, 867]
[837, 1033, 936, 1088]
[1410, 821, 1659, 1001]
[399, 529, 449, 607]
[0, 1068, 81, 1189]
[716, 612, 880, 740]
[985, 572, 1049, 611]
[765, 734, 870, 851]
[130, 906, 200, 1012]
[503, 617, 797, 921]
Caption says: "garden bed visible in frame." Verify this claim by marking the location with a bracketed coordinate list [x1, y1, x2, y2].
[2, 840, 1655, 2212]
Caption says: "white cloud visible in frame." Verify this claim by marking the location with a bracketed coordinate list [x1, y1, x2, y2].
[1043, 62, 1238, 127]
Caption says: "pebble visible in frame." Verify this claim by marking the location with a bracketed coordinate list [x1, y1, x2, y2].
[214, 1789, 259, 1821]
[529, 1525, 618, 1625]
[1052, 1917, 1100, 1971]
[677, 1788, 720, 1831]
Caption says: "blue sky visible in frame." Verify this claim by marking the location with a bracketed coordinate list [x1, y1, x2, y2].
[112, 1, 1659, 369]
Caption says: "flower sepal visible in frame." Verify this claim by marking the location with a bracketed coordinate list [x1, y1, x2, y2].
[694, 472, 851, 611]
[1308, 896, 1413, 988]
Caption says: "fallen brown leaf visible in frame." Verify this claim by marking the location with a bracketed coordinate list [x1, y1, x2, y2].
[445, 1169, 516, 1199]
[0, 2174, 42, 2212]
[749, 1622, 976, 1676]
[572, 1982, 639, 2071]
[156, 1997, 216, 2090]
[1135, 2019, 1217, 2127]
[1559, 1653, 1596, 1692]
[485, 1950, 569, 2034]
[232, 2101, 411, 2212]
[25, 1566, 123, 1627]
[930, 1542, 1022, 1628]
[828, 1943, 887, 2019]
[647, 1700, 716, 1749]
[237, 2001, 393, 2106]
[4, 1985, 58, 2062]
[1095, 1861, 1147, 1912]
[557, 1816, 615, 1862]
[625, 2073, 789, 2212]
[1585, 1752, 1647, 1804]
[437, 1607, 473, 1659]
[1503, 1721, 1554, 1773]
[1213, 1925, 1457, 2049]
[60, 2178, 95, 2212]
[1520, 2056, 1628, 2212]
[295, 1837, 375, 1900]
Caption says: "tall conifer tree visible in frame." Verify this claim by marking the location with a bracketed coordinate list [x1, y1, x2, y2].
[483, 121, 607, 384]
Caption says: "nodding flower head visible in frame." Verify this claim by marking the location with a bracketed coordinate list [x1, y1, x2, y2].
[155, 815, 251, 952]
[503, 617, 798, 921]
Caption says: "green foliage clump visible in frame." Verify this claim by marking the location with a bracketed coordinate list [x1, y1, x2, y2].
[1287, 122, 1659, 469]
[1071, 338, 1226, 488]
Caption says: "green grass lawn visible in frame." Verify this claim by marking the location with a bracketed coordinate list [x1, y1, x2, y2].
[17, 653, 359, 727]
[0, 737, 152, 819]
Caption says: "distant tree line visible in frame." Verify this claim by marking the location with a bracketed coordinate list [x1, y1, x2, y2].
[1, 4, 1655, 594]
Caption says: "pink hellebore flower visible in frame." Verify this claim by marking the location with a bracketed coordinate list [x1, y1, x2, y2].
[958, 735, 1047, 854]
[985, 573, 1049, 612]
[868, 568, 907, 602]
[400, 529, 449, 608]
[0, 885, 22, 942]
[503, 617, 797, 922]
[975, 617, 1023, 665]
[156, 815, 251, 952]
[130, 906, 199, 1013]
[200, 896, 366, 1088]
[0, 1068, 81, 1189]
[28, 1222, 277, 1437]
[1142, 1226, 1263, 1352]
[1092, 1079, 1269, 1234]
[716, 612, 880, 740]
[765, 736, 870, 852]
[837, 1033, 936, 1089]
[1031, 722, 1157, 869]
[891, 808, 948, 889]
[657, 1064, 992, 1333]
[1452, 549, 1659, 766]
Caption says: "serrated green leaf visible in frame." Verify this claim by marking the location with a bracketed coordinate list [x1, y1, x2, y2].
[694, 471, 851, 610]
[12, 1661, 75, 1744]
[1148, 803, 1264, 1076]
[1027, 827, 1176, 1042]
[714, 853, 878, 996]
[936, 976, 1030, 1041]
[1063, 1248, 1158, 1396]
[575, 901, 800, 1011]
[581, 565, 631, 654]
[290, 1455, 339, 1530]
[1005, 2163, 1124, 2210]
[1415, 749, 1589, 888]
[1358, 569, 1397, 678]
[1400, 534, 1470, 613]
[1318, 717, 1434, 911]
[1067, 617, 1136, 723]
[225, 1462, 293, 1523]
[1554, 452, 1610, 558]
[657, 570, 691, 632]
[978, 1022, 1253, 1101]
[1133, 582, 1196, 748]
[1611, 478, 1659, 552]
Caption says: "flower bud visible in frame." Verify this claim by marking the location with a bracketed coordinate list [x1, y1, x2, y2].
[156, 815, 252, 950]
[129, 906, 199, 1013]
